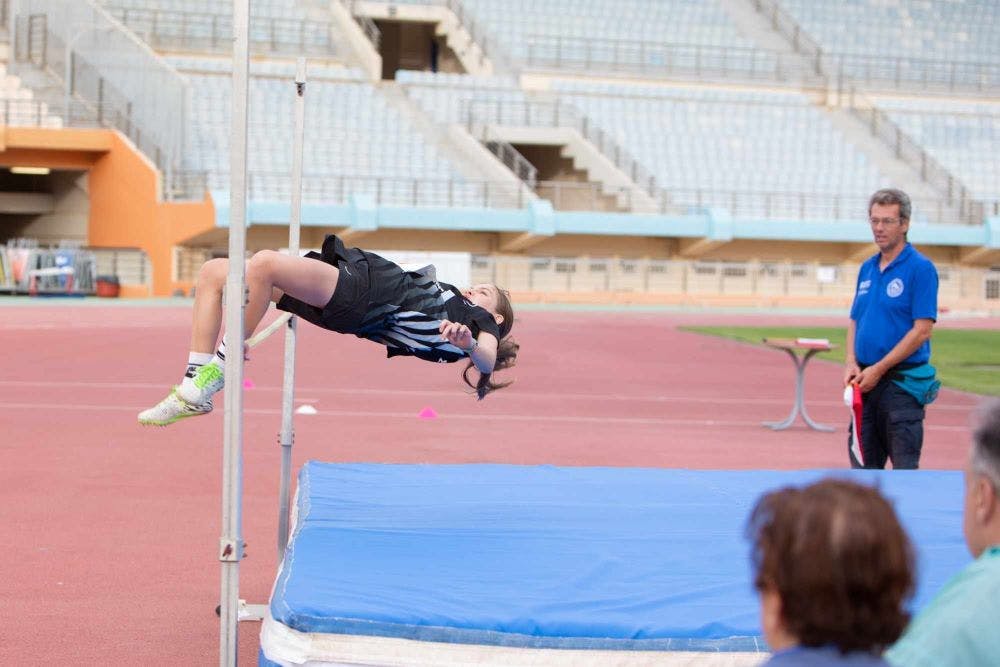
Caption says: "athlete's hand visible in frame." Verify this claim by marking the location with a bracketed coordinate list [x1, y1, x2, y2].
[439, 319, 474, 350]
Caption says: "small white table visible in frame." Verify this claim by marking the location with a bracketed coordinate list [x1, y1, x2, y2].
[762, 338, 836, 432]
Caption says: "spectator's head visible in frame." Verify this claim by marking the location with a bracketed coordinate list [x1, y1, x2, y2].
[746, 478, 915, 655]
[868, 188, 912, 223]
[868, 188, 912, 248]
[964, 400, 1000, 557]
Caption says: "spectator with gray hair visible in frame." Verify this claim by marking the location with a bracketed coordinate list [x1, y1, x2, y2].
[843, 188, 940, 469]
[886, 400, 1000, 666]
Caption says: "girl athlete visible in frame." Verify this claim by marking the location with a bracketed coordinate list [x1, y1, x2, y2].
[139, 235, 517, 426]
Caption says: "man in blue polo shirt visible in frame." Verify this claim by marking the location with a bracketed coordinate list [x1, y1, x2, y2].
[844, 188, 939, 469]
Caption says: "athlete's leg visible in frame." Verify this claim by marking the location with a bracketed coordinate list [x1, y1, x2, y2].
[244, 250, 339, 339]
[140, 252, 337, 426]
[189, 257, 230, 354]
[190, 253, 325, 351]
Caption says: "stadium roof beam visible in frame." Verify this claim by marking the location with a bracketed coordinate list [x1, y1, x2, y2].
[677, 236, 729, 259]
[499, 231, 546, 253]
[332, 226, 374, 246]
[958, 245, 997, 265]
[847, 243, 877, 262]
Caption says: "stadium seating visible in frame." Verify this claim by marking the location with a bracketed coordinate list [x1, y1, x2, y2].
[175, 62, 498, 207]
[872, 96, 1000, 204]
[0, 65, 62, 128]
[28, 0, 1000, 221]
[553, 81, 887, 219]
[462, 0, 757, 58]
[396, 70, 528, 126]
[100, 0, 341, 56]
[777, 0, 999, 66]
[101, 0, 324, 19]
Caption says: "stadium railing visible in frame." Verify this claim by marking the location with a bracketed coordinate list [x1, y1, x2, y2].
[237, 172, 531, 209]
[754, 0, 998, 94]
[522, 36, 825, 88]
[847, 90, 985, 225]
[827, 53, 999, 94]
[463, 98, 660, 202]
[103, 7, 338, 57]
[10, 0, 187, 199]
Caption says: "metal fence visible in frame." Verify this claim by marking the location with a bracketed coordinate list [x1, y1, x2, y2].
[104, 7, 338, 57]
[827, 53, 999, 94]
[847, 92, 984, 225]
[0, 98, 62, 126]
[0, 241, 97, 294]
[242, 172, 531, 209]
[463, 98, 660, 200]
[752, 0, 998, 94]
[752, 0, 825, 64]
[442, 0, 512, 72]
[471, 255, 995, 302]
[344, 0, 511, 72]
[10, 0, 188, 194]
[90, 246, 150, 287]
[535, 181, 955, 222]
[523, 35, 826, 87]
[484, 140, 537, 187]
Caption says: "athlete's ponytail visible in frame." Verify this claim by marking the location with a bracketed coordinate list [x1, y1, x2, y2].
[462, 285, 516, 400]
[463, 336, 519, 399]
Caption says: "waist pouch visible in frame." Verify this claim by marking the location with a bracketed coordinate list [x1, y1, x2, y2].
[890, 363, 941, 405]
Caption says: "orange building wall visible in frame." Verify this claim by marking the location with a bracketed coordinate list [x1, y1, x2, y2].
[0, 127, 215, 296]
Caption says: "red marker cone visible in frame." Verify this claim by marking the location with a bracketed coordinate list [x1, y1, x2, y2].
[418, 407, 437, 420]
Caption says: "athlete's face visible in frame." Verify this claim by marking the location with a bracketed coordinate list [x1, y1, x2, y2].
[463, 284, 502, 315]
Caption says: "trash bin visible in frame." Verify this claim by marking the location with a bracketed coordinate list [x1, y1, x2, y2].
[95, 275, 120, 298]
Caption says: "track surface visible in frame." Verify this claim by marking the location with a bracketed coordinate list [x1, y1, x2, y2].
[0, 304, 988, 664]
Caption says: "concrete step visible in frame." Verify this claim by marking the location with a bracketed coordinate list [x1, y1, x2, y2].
[380, 81, 534, 206]
[717, 0, 798, 54]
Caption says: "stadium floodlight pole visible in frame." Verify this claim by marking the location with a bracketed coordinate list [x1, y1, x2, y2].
[277, 57, 306, 560]
[220, 0, 250, 665]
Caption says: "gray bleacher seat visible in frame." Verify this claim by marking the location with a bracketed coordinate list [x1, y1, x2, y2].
[778, 0, 998, 64]
[397, 70, 529, 125]
[553, 81, 889, 219]
[872, 96, 1000, 203]
[462, 0, 765, 69]
[182, 71, 482, 206]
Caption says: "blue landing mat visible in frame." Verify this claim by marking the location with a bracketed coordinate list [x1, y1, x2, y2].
[270, 463, 967, 651]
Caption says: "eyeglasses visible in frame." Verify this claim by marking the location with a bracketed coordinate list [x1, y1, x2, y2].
[869, 217, 902, 227]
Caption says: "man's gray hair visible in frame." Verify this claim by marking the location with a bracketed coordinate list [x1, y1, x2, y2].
[869, 188, 912, 221]
[971, 400, 1000, 491]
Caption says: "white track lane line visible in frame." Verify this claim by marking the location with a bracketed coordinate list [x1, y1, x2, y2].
[0, 401, 974, 431]
[0, 380, 977, 410]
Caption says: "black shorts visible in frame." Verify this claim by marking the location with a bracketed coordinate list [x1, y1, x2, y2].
[276, 235, 373, 334]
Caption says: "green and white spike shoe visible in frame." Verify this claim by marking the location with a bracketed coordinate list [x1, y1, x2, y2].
[176, 363, 225, 405]
[138, 388, 213, 426]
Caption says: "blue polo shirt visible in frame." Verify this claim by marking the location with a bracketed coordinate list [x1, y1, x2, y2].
[850, 244, 937, 367]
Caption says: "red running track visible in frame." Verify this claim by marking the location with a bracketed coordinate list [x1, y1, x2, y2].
[0, 303, 987, 664]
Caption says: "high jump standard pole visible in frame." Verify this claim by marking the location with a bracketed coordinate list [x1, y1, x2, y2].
[220, 0, 250, 664]
[277, 57, 307, 559]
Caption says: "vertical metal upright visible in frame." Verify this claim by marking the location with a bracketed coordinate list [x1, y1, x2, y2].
[220, 1, 250, 664]
[277, 57, 307, 560]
